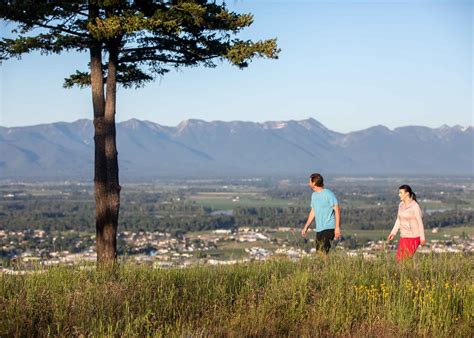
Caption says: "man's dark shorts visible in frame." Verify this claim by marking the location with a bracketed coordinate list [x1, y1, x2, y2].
[316, 229, 335, 254]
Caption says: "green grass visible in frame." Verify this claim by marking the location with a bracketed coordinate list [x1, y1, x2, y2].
[1, 254, 472, 337]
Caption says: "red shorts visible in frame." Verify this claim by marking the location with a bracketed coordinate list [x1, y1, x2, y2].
[396, 237, 420, 261]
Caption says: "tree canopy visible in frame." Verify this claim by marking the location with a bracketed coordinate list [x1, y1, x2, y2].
[0, 0, 280, 88]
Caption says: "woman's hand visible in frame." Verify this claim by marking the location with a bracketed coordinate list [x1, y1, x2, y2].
[387, 234, 395, 242]
[420, 239, 426, 246]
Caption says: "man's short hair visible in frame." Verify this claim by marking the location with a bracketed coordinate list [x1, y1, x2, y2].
[310, 173, 324, 187]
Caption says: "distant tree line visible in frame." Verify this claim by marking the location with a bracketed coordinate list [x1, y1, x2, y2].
[2, 197, 472, 234]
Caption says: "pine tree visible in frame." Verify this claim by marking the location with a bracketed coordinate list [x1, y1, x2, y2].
[0, 0, 280, 263]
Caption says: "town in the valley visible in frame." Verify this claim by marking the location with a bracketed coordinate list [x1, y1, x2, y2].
[1, 225, 473, 273]
[1, 177, 473, 272]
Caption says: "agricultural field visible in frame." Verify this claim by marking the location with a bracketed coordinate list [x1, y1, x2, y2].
[190, 191, 296, 210]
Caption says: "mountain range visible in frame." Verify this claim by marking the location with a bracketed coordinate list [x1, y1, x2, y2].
[0, 118, 472, 179]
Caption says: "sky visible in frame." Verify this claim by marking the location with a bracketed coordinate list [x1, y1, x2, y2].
[0, 0, 472, 133]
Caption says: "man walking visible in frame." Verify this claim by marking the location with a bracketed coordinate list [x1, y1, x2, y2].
[301, 173, 341, 253]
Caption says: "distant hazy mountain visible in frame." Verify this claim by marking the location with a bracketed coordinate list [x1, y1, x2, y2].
[0, 118, 472, 179]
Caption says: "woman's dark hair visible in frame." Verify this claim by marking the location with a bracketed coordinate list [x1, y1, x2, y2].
[399, 184, 417, 202]
[310, 173, 324, 187]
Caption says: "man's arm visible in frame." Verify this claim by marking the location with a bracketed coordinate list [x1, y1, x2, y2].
[301, 208, 315, 237]
[333, 204, 341, 239]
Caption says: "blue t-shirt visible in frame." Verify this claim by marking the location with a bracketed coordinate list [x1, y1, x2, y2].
[310, 189, 338, 232]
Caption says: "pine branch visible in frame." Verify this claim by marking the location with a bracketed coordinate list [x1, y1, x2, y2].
[34, 22, 88, 38]
[120, 54, 218, 65]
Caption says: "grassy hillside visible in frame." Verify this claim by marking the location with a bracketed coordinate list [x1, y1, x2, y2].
[1, 254, 472, 337]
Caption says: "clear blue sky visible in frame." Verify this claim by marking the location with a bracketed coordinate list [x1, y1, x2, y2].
[0, 0, 472, 132]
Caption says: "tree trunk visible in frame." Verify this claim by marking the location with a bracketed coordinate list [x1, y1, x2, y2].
[99, 40, 121, 263]
[89, 2, 119, 264]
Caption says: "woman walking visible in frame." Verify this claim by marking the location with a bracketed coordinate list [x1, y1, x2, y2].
[387, 185, 426, 261]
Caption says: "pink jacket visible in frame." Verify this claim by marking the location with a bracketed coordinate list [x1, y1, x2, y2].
[390, 200, 425, 241]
